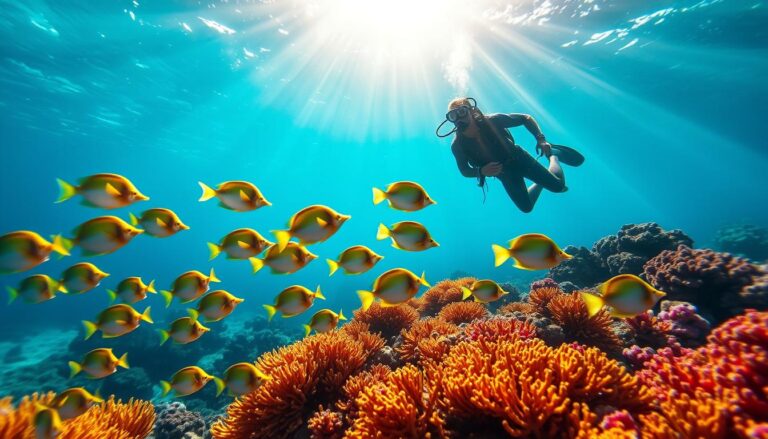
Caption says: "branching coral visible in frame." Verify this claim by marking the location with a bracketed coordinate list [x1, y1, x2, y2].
[463, 316, 537, 343]
[307, 405, 344, 439]
[396, 317, 460, 364]
[211, 331, 372, 439]
[624, 311, 673, 349]
[418, 278, 475, 317]
[547, 292, 624, 354]
[351, 302, 419, 340]
[437, 301, 488, 325]
[336, 364, 391, 419]
[528, 286, 562, 316]
[339, 321, 386, 353]
[498, 301, 536, 314]
[0, 393, 155, 439]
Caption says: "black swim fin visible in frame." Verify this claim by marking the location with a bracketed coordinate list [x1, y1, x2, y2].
[550, 144, 584, 167]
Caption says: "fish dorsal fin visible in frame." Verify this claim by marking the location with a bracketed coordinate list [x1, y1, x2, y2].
[239, 190, 251, 203]
[105, 183, 122, 197]
[316, 217, 328, 227]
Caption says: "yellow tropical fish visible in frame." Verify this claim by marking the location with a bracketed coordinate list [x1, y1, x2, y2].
[69, 348, 129, 379]
[64, 216, 144, 256]
[461, 279, 509, 303]
[272, 205, 351, 252]
[357, 268, 430, 311]
[33, 403, 62, 439]
[160, 268, 220, 307]
[192, 290, 244, 322]
[581, 274, 667, 318]
[327, 245, 383, 276]
[56, 173, 149, 209]
[303, 308, 346, 336]
[221, 362, 271, 397]
[129, 208, 189, 238]
[492, 233, 572, 270]
[198, 181, 271, 212]
[208, 228, 273, 261]
[7, 274, 61, 304]
[49, 387, 103, 420]
[377, 221, 439, 252]
[249, 242, 317, 275]
[161, 366, 225, 397]
[372, 181, 436, 211]
[263, 285, 325, 321]
[59, 262, 109, 294]
[107, 277, 156, 304]
[159, 309, 210, 345]
[0, 231, 69, 274]
[82, 304, 153, 339]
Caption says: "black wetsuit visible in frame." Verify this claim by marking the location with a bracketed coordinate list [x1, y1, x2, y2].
[451, 113, 565, 212]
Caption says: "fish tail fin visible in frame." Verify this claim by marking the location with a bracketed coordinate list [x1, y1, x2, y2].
[357, 290, 375, 311]
[198, 182, 217, 202]
[249, 257, 264, 274]
[338, 309, 347, 321]
[263, 304, 277, 322]
[461, 287, 473, 301]
[160, 381, 172, 397]
[82, 320, 98, 340]
[372, 187, 387, 205]
[208, 268, 220, 283]
[106, 289, 117, 304]
[159, 330, 170, 346]
[303, 324, 312, 337]
[187, 308, 199, 321]
[6, 287, 18, 304]
[118, 353, 129, 369]
[272, 230, 291, 253]
[579, 292, 605, 318]
[207, 242, 221, 261]
[128, 212, 140, 226]
[213, 376, 226, 397]
[56, 282, 68, 293]
[140, 306, 153, 324]
[326, 259, 339, 276]
[68, 361, 82, 379]
[492, 244, 511, 267]
[419, 271, 430, 287]
[51, 235, 71, 257]
[147, 280, 156, 293]
[160, 291, 174, 308]
[55, 178, 78, 203]
[376, 223, 390, 241]
[314, 286, 326, 300]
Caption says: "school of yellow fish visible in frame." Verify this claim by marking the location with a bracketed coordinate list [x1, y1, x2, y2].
[0, 173, 667, 434]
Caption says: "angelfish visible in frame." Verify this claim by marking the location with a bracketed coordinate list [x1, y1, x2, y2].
[357, 268, 430, 311]
[159, 309, 210, 345]
[581, 274, 667, 318]
[161, 366, 225, 397]
[7, 274, 62, 304]
[263, 285, 325, 321]
[303, 309, 346, 336]
[492, 233, 571, 270]
[461, 279, 510, 303]
[208, 228, 272, 260]
[56, 173, 149, 209]
[0, 231, 69, 274]
[69, 348, 129, 379]
[326, 245, 383, 276]
[129, 208, 189, 238]
[249, 242, 317, 275]
[377, 221, 439, 252]
[198, 181, 271, 212]
[221, 362, 271, 397]
[372, 181, 436, 212]
[33, 404, 62, 439]
[160, 268, 220, 307]
[50, 387, 104, 420]
[82, 304, 153, 339]
[192, 290, 244, 322]
[65, 216, 144, 256]
[59, 262, 109, 294]
[107, 277, 156, 304]
[272, 205, 350, 252]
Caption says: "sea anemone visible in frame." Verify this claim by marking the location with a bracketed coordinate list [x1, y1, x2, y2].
[528, 286, 562, 316]
[547, 292, 623, 354]
[396, 317, 460, 364]
[339, 321, 386, 353]
[498, 301, 537, 314]
[336, 364, 392, 419]
[418, 278, 475, 317]
[624, 311, 673, 349]
[437, 301, 488, 325]
[351, 302, 419, 340]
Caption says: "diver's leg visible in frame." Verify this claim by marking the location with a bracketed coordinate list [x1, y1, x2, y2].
[498, 172, 535, 213]
[521, 151, 566, 193]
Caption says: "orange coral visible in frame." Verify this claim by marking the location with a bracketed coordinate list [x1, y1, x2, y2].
[498, 301, 536, 314]
[547, 292, 623, 354]
[464, 317, 537, 342]
[307, 405, 344, 439]
[397, 317, 460, 364]
[352, 302, 419, 340]
[437, 301, 488, 325]
[212, 331, 372, 439]
[336, 364, 391, 419]
[0, 393, 154, 439]
[528, 286, 562, 315]
[339, 321, 386, 353]
[638, 390, 728, 439]
[418, 278, 475, 316]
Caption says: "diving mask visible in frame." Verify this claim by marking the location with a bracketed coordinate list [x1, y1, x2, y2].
[436, 97, 478, 138]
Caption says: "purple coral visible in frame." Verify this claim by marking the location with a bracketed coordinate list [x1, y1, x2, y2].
[622, 345, 656, 370]
[657, 301, 710, 347]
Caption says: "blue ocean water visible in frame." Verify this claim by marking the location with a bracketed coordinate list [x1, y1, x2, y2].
[0, 0, 766, 403]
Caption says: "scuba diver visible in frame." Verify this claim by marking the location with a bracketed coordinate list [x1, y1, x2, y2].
[436, 97, 583, 213]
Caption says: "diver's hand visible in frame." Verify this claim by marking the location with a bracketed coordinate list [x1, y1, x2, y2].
[537, 141, 552, 158]
[481, 162, 503, 176]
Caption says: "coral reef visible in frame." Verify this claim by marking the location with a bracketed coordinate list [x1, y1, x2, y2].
[497, 301, 536, 314]
[154, 402, 205, 439]
[527, 285, 562, 316]
[307, 405, 344, 439]
[713, 223, 768, 262]
[417, 278, 475, 317]
[548, 245, 607, 289]
[436, 301, 488, 325]
[462, 316, 537, 342]
[547, 292, 624, 354]
[657, 300, 710, 347]
[397, 317, 460, 364]
[351, 302, 419, 341]
[644, 245, 768, 322]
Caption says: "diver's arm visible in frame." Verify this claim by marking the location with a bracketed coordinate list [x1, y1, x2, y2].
[451, 142, 481, 178]
[494, 113, 547, 142]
